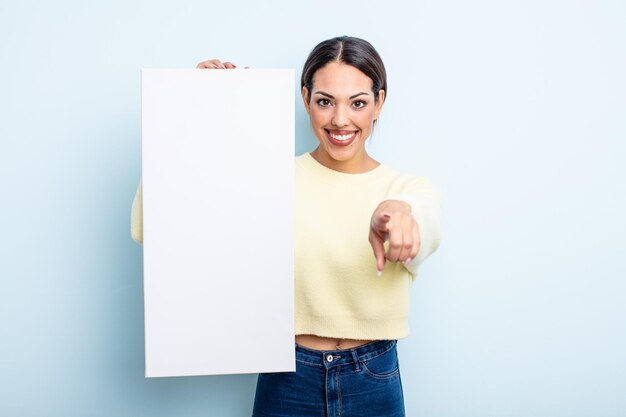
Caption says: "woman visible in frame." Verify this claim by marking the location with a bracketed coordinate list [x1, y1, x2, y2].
[132, 36, 441, 416]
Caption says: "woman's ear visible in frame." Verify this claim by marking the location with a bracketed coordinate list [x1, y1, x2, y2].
[374, 89, 385, 120]
[301, 86, 311, 115]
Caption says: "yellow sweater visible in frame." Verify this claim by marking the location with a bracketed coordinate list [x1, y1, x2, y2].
[130, 152, 442, 340]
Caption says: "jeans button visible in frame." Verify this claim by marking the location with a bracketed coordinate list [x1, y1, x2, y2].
[326, 354, 333, 362]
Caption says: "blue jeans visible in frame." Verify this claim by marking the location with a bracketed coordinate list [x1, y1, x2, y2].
[252, 339, 405, 417]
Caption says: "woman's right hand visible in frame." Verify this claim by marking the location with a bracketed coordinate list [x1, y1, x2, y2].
[196, 59, 237, 69]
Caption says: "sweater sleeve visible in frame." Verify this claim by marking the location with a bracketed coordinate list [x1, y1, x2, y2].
[130, 179, 144, 244]
[384, 176, 442, 278]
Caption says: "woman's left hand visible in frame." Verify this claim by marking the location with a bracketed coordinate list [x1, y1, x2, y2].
[369, 200, 420, 275]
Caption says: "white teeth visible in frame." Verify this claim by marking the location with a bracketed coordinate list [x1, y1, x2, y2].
[329, 132, 355, 141]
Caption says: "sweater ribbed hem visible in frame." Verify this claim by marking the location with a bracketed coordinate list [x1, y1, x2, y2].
[295, 314, 410, 340]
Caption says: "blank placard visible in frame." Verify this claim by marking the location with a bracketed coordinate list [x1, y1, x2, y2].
[141, 69, 295, 377]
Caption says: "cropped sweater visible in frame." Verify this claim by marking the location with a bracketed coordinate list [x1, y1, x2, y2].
[130, 152, 442, 340]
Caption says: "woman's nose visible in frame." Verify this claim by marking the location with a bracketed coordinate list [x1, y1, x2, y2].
[331, 107, 349, 127]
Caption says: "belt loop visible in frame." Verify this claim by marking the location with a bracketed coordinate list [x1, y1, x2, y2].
[351, 348, 360, 372]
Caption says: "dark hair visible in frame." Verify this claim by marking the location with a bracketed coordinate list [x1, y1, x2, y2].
[301, 36, 387, 104]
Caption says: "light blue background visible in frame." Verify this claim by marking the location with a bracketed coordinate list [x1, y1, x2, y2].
[1, 0, 625, 416]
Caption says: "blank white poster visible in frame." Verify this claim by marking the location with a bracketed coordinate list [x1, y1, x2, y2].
[141, 69, 295, 377]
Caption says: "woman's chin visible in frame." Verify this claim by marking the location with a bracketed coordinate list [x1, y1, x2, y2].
[323, 145, 357, 161]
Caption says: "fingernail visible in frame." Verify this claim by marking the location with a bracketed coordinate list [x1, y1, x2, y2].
[376, 269, 382, 277]
[403, 258, 413, 267]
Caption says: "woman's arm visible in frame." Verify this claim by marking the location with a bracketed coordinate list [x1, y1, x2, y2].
[130, 179, 143, 244]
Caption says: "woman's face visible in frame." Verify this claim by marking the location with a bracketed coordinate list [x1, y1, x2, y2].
[302, 62, 385, 173]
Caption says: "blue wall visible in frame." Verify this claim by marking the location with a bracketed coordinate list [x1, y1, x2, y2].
[1, 0, 625, 416]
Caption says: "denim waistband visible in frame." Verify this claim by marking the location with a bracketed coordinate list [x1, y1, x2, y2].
[295, 339, 397, 369]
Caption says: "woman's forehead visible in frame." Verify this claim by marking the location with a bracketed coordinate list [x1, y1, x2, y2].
[312, 62, 373, 94]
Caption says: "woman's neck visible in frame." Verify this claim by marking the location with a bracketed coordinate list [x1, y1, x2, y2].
[310, 147, 380, 174]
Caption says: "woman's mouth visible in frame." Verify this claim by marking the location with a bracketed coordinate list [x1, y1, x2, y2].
[325, 129, 357, 147]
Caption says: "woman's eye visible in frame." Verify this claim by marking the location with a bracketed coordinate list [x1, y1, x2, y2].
[317, 98, 331, 107]
[353, 100, 367, 109]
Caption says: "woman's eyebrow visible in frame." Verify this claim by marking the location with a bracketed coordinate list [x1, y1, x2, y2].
[315, 91, 370, 99]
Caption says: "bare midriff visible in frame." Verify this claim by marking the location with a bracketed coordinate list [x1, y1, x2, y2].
[295, 334, 373, 351]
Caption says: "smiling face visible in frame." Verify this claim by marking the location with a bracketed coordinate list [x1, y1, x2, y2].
[302, 61, 385, 173]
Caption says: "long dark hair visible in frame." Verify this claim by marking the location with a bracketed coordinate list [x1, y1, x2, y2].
[301, 36, 387, 104]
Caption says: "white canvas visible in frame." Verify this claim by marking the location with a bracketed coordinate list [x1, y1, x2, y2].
[141, 69, 295, 377]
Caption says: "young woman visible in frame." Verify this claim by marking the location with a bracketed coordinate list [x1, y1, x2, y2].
[132, 36, 441, 417]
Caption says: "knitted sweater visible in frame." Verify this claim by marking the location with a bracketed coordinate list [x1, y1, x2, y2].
[293, 153, 441, 339]
[130, 152, 442, 340]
